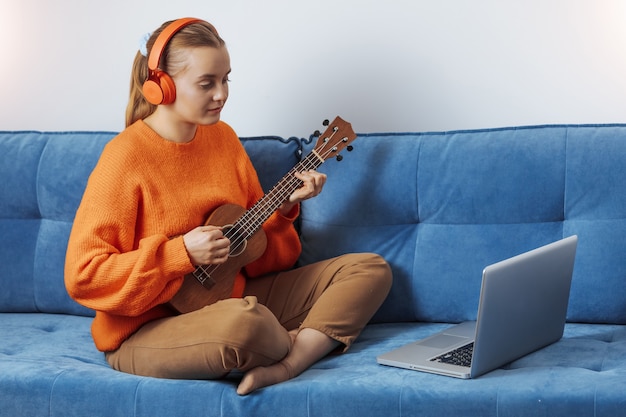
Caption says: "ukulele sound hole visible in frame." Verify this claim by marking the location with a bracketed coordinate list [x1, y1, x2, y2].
[222, 224, 248, 257]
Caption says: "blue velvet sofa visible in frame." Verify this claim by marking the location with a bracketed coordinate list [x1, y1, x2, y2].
[1, 124, 626, 417]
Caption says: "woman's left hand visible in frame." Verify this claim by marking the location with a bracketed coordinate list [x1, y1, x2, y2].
[279, 170, 326, 215]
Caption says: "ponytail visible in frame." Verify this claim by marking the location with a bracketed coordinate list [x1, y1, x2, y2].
[125, 52, 156, 127]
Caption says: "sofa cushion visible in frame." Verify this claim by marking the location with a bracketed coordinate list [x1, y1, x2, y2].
[0, 131, 112, 316]
[1, 314, 625, 417]
[0, 131, 302, 316]
[563, 127, 626, 322]
[298, 125, 626, 324]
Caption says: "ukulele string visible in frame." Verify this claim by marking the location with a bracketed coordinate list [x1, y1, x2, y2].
[195, 130, 344, 280]
[242, 127, 343, 234]
[220, 135, 340, 258]
[231, 136, 340, 245]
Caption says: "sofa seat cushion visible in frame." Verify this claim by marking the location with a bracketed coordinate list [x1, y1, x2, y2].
[2, 313, 625, 417]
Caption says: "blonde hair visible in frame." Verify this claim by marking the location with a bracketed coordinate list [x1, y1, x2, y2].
[125, 20, 225, 127]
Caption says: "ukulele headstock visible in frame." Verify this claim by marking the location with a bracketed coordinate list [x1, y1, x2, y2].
[312, 116, 357, 162]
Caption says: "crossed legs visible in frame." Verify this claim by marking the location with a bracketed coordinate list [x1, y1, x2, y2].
[106, 253, 392, 395]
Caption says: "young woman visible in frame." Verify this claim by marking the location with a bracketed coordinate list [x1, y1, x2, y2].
[64, 17, 392, 395]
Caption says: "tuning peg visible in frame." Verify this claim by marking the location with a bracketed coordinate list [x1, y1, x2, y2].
[336, 155, 343, 161]
[313, 130, 321, 137]
[347, 145, 353, 152]
[322, 119, 330, 126]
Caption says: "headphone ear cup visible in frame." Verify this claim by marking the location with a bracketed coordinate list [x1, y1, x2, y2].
[142, 70, 177, 105]
[158, 72, 176, 105]
[142, 78, 164, 105]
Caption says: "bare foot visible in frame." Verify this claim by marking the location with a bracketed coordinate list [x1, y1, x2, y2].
[236, 328, 338, 396]
[236, 362, 291, 395]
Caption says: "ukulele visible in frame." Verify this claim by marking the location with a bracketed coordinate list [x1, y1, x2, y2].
[168, 116, 357, 313]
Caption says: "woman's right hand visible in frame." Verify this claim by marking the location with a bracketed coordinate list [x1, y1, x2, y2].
[183, 225, 231, 266]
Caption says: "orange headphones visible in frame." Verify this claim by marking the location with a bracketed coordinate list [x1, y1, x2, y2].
[142, 17, 204, 105]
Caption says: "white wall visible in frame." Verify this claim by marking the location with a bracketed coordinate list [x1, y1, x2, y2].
[1, 0, 625, 138]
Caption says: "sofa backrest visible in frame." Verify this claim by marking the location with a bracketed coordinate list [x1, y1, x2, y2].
[298, 125, 626, 325]
[3, 126, 626, 325]
[0, 131, 301, 317]
[0, 132, 112, 316]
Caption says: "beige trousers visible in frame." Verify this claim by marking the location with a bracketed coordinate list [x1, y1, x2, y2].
[106, 253, 392, 379]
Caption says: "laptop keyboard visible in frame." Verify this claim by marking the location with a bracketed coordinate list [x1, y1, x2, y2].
[430, 342, 474, 367]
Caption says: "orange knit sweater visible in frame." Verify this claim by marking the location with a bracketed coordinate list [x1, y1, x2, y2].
[64, 120, 301, 352]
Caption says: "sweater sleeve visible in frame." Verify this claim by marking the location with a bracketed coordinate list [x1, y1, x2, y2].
[64, 144, 194, 317]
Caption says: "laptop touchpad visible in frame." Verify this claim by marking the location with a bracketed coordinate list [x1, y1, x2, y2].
[418, 334, 468, 349]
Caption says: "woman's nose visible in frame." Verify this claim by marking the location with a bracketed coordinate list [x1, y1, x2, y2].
[214, 83, 228, 101]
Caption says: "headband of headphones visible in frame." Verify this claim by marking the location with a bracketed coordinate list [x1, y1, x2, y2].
[142, 17, 205, 105]
[147, 17, 204, 73]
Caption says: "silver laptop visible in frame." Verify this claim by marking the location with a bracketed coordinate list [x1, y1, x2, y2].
[377, 235, 578, 379]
